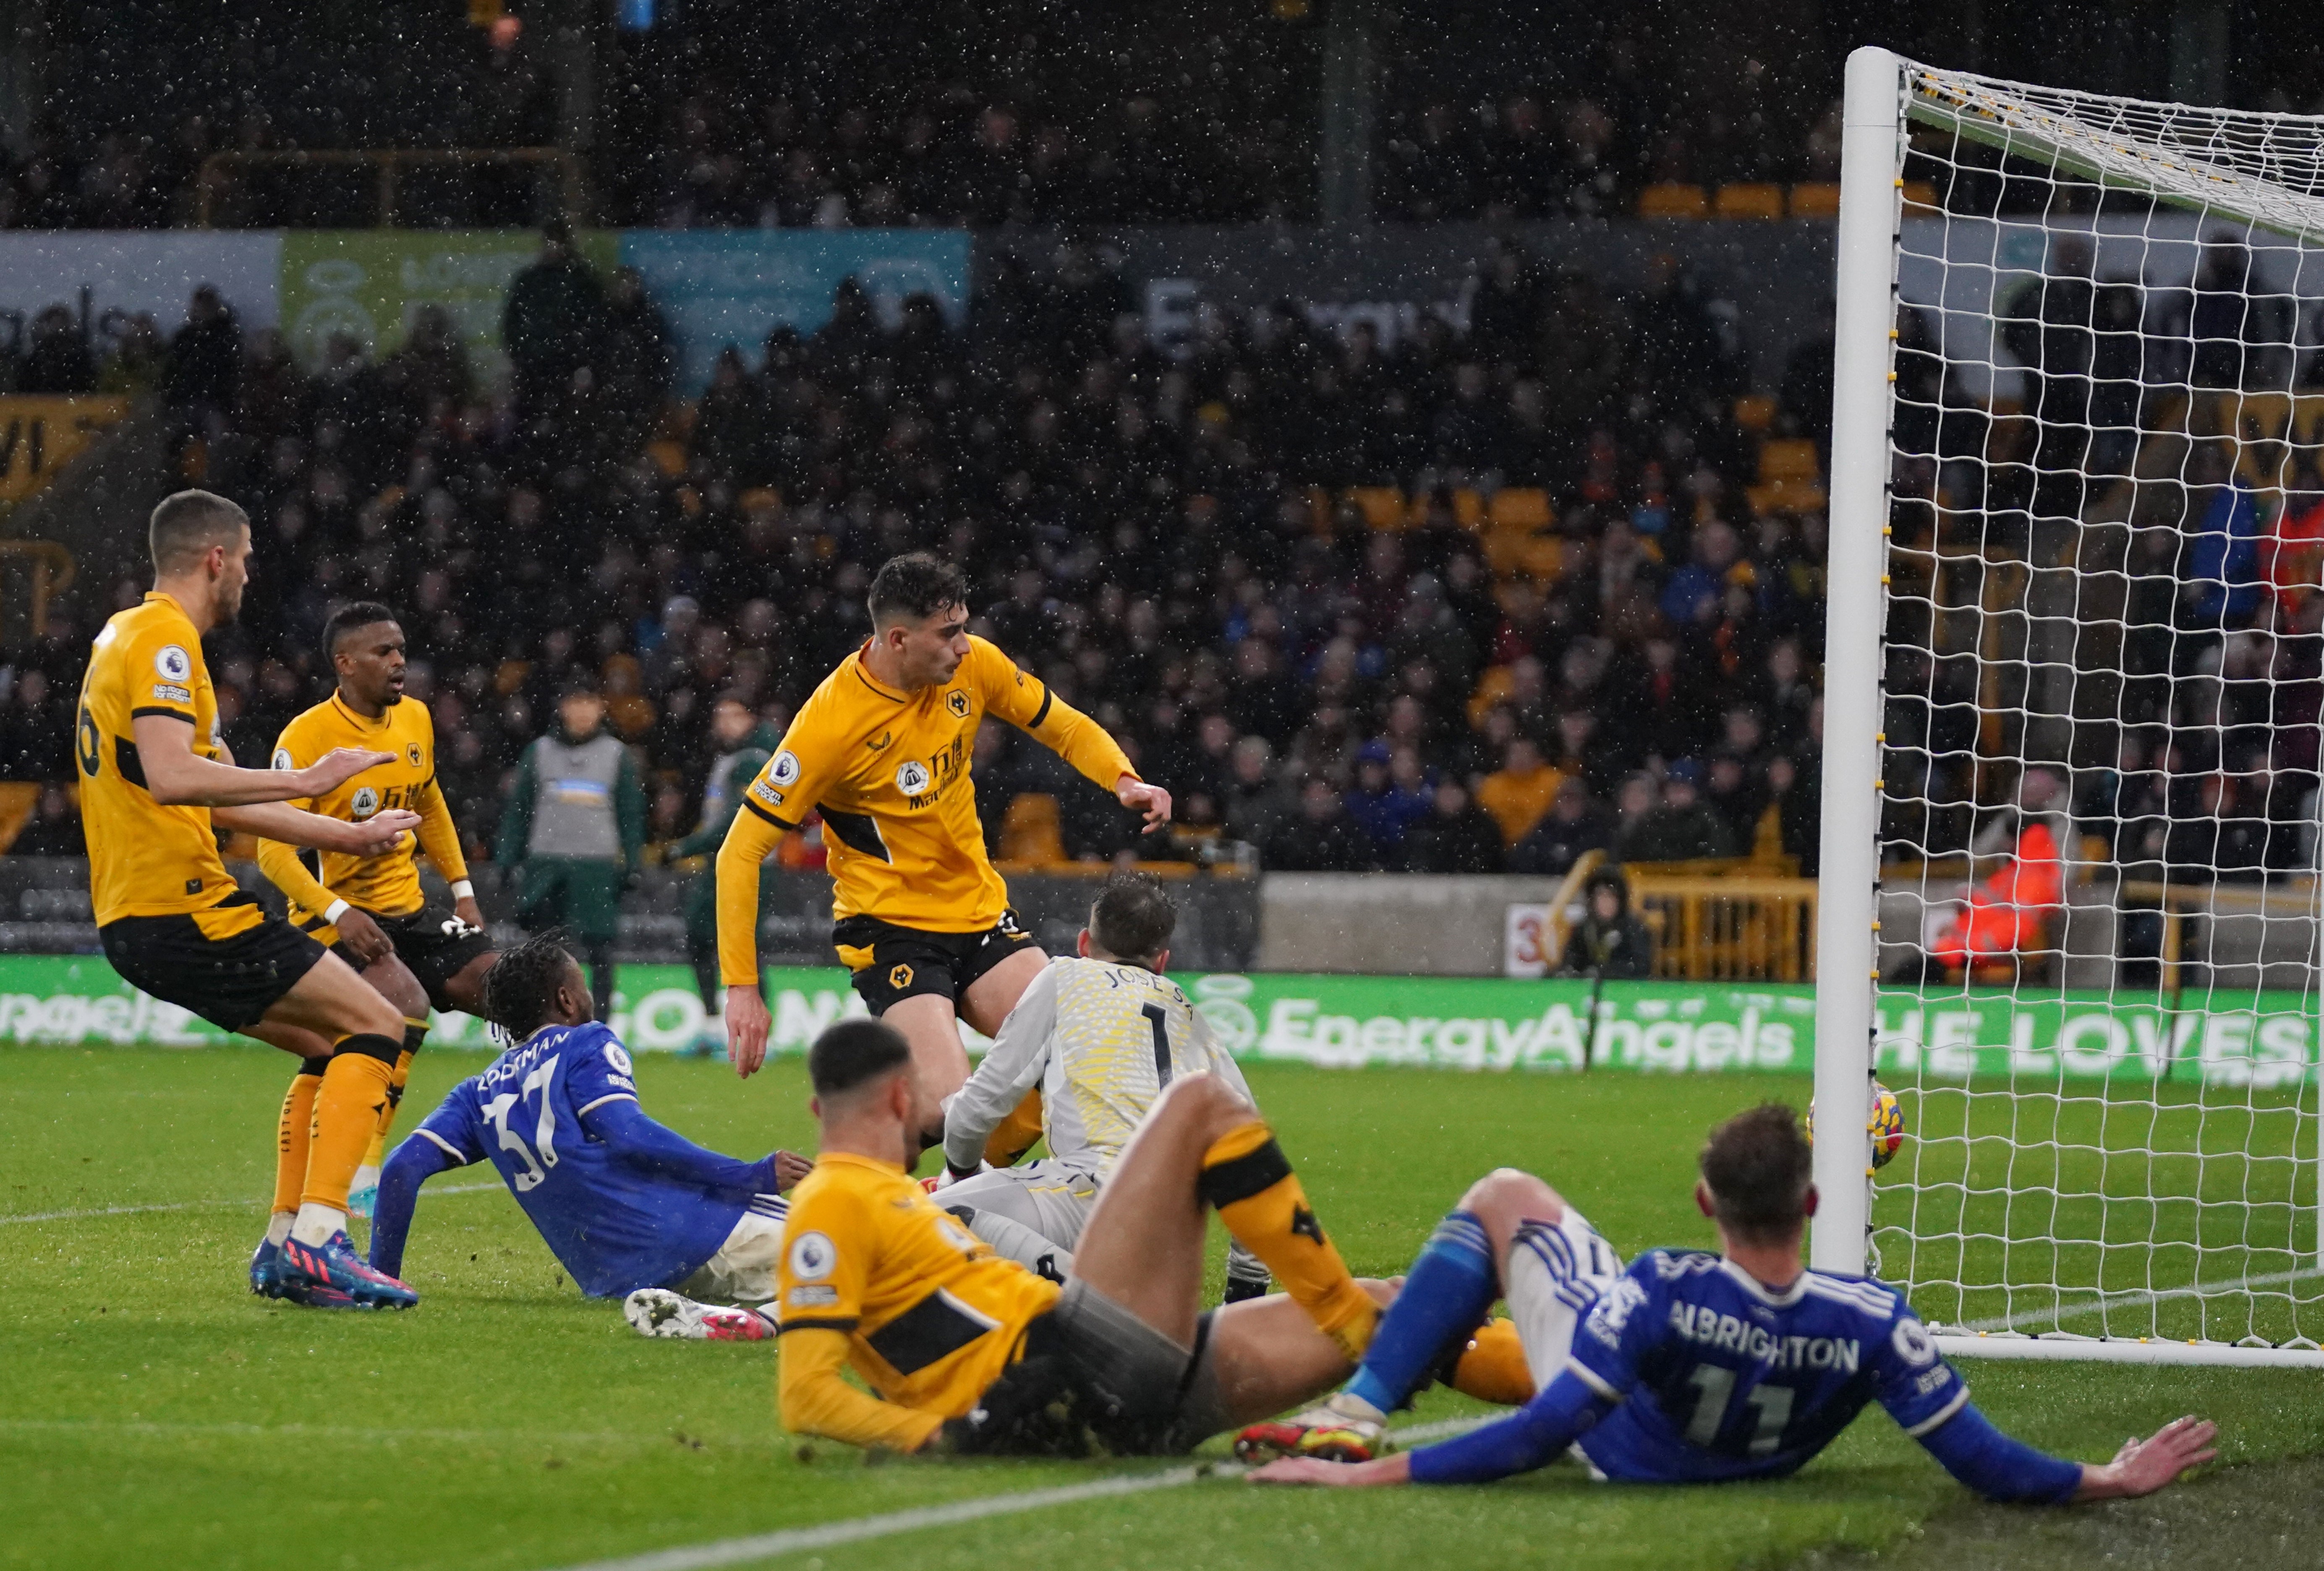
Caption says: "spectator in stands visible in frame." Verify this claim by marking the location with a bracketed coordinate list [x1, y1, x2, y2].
[1398, 777, 1505, 874]
[165, 284, 241, 416]
[1262, 778, 1378, 873]
[18, 303, 94, 394]
[11, 783, 84, 856]
[1509, 777, 1614, 877]
[502, 219, 604, 421]
[1475, 736, 1561, 847]
[0, 670, 71, 780]
[1915, 806, 2067, 977]
[1558, 865, 1653, 979]
[1344, 742, 1431, 853]
[1618, 759, 1737, 863]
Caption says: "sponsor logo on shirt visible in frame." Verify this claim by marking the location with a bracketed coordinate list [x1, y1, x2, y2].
[153, 645, 192, 683]
[787, 1284, 840, 1307]
[151, 683, 191, 703]
[894, 760, 930, 796]
[865, 731, 893, 752]
[351, 786, 379, 819]
[750, 778, 785, 807]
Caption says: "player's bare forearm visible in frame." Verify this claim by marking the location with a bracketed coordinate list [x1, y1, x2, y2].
[1250, 1452, 1412, 1485]
[217, 801, 421, 856]
[132, 713, 394, 806]
[2071, 1417, 2217, 1501]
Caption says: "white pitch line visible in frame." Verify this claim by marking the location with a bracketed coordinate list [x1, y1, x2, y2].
[1961, 1265, 2324, 1332]
[535, 1415, 1494, 1571]
[0, 1417, 651, 1446]
[0, 1180, 505, 1226]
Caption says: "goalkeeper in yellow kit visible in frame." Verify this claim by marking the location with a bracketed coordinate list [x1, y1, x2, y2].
[716, 553, 1171, 1147]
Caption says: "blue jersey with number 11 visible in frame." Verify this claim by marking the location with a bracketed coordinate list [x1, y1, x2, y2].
[1569, 1249, 1965, 1484]
[409, 1021, 748, 1297]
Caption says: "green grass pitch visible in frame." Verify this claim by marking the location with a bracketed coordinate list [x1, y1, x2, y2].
[3, 1046, 2320, 1571]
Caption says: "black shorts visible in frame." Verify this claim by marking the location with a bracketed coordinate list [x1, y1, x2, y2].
[832, 909, 1039, 1015]
[329, 903, 495, 1015]
[100, 896, 328, 1034]
[954, 1282, 1226, 1458]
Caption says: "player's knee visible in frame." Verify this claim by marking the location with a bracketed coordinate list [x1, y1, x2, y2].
[1460, 1168, 1564, 1240]
[340, 984, 404, 1041]
[1150, 1072, 1253, 1136]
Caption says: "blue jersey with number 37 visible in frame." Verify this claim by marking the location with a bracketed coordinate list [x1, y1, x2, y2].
[410, 1021, 748, 1297]
[1568, 1248, 1966, 1484]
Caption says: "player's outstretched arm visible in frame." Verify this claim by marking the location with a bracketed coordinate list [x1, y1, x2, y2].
[130, 712, 396, 807]
[367, 1133, 460, 1280]
[578, 1095, 789, 1197]
[2076, 1417, 2218, 1502]
[978, 642, 1171, 832]
[1911, 1400, 2216, 1504]
[218, 800, 422, 857]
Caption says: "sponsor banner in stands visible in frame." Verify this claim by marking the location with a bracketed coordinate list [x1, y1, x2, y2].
[0, 953, 2308, 1083]
[277, 228, 622, 374]
[621, 230, 972, 392]
[0, 231, 280, 334]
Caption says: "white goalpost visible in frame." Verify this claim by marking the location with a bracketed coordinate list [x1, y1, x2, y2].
[1812, 47, 2324, 1365]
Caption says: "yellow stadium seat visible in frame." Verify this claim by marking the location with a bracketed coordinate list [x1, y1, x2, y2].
[1758, 438, 1821, 483]
[1900, 180, 1940, 213]
[1637, 183, 1710, 219]
[1747, 478, 1827, 516]
[1346, 487, 1409, 530]
[647, 440, 688, 477]
[1450, 488, 1485, 529]
[999, 794, 1066, 865]
[1483, 530, 1532, 579]
[1732, 395, 1777, 433]
[1714, 183, 1785, 220]
[1519, 538, 1565, 581]
[1487, 488, 1551, 530]
[1788, 182, 1842, 219]
[0, 782, 40, 852]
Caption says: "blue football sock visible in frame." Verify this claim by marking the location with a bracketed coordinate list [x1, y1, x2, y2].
[1344, 1209, 1497, 1415]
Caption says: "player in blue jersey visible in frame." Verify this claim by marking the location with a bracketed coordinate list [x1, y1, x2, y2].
[367, 935, 813, 1340]
[1246, 1103, 2217, 1504]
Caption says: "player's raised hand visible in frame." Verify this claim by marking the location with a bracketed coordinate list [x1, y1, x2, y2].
[1116, 776, 1173, 833]
[328, 808, 422, 858]
[726, 986, 772, 1078]
[298, 746, 398, 797]
[2081, 1415, 2217, 1500]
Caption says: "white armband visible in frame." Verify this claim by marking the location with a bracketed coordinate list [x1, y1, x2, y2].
[323, 899, 350, 924]
[450, 879, 474, 900]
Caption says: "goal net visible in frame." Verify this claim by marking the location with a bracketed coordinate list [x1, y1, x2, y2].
[1811, 48, 2324, 1365]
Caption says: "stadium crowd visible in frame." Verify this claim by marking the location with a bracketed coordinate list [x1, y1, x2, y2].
[0, 236, 1841, 879]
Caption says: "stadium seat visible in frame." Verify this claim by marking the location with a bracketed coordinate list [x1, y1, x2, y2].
[1482, 530, 1532, 579]
[1346, 487, 1408, 530]
[1899, 179, 1940, 212]
[1519, 538, 1565, 581]
[1486, 488, 1551, 530]
[0, 782, 39, 852]
[998, 793, 1066, 865]
[1467, 663, 1517, 726]
[1788, 182, 1842, 218]
[646, 440, 688, 477]
[1714, 183, 1785, 220]
[1732, 394, 1777, 433]
[1449, 488, 1485, 529]
[1636, 183, 1710, 218]
[1746, 478, 1827, 517]
[1757, 438, 1821, 483]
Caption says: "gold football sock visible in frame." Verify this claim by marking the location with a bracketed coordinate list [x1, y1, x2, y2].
[365, 1019, 430, 1158]
[303, 1036, 400, 1213]
[982, 1086, 1046, 1168]
[1197, 1121, 1376, 1360]
[272, 1057, 329, 1217]
[1450, 1318, 1537, 1407]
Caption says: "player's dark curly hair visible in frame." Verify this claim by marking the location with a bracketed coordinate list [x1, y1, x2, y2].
[1090, 872, 1176, 966]
[321, 600, 400, 661]
[480, 934, 578, 1044]
[867, 551, 968, 626]
[1699, 1102, 1813, 1244]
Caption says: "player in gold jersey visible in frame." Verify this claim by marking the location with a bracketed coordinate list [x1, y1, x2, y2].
[716, 552, 1171, 1146]
[77, 490, 426, 1309]
[256, 602, 497, 1224]
[776, 1017, 1386, 1455]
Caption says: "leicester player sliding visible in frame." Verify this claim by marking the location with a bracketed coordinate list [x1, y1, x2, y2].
[714, 551, 1171, 1151]
[1244, 1104, 2218, 1506]
[368, 936, 812, 1337]
[255, 602, 498, 1231]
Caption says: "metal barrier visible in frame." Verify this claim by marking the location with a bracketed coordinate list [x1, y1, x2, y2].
[197, 148, 586, 228]
[1627, 872, 1820, 981]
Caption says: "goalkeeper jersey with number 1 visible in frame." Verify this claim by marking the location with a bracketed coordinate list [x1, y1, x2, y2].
[408, 1021, 771, 1297]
